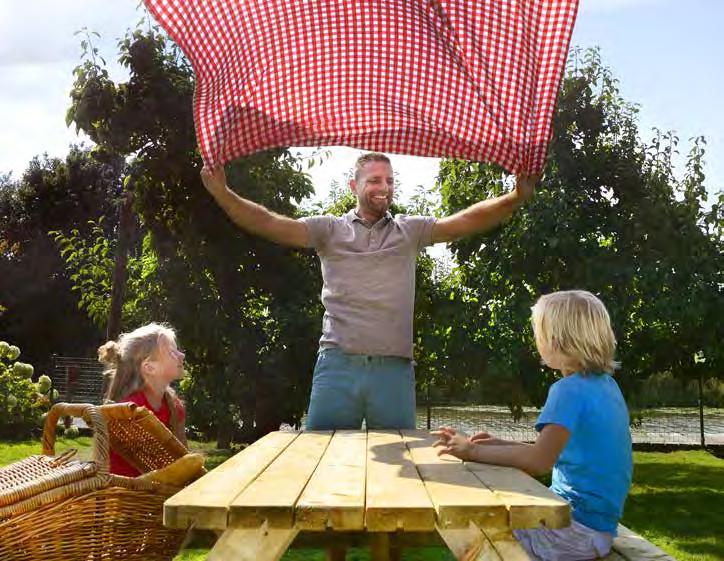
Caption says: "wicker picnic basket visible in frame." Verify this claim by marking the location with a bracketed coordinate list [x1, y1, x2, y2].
[0, 402, 204, 561]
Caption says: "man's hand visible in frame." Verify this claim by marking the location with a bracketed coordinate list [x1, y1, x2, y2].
[200, 164, 228, 198]
[512, 173, 540, 204]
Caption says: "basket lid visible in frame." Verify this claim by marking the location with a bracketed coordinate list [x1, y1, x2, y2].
[0, 451, 98, 508]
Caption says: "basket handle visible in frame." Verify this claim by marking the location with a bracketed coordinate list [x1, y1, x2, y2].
[41, 402, 110, 477]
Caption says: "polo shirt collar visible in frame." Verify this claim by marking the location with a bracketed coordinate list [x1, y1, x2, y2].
[347, 209, 393, 226]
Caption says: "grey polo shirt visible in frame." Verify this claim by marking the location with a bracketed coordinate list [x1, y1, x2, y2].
[300, 209, 436, 359]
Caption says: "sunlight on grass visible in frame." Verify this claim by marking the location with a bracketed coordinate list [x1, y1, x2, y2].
[622, 450, 724, 561]
[0, 436, 93, 466]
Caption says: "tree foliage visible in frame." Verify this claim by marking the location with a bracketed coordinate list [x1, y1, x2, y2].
[436, 49, 722, 409]
[0, 148, 123, 370]
[63, 28, 322, 445]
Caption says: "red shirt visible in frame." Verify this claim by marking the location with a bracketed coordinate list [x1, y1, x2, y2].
[109, 390, 185, 477]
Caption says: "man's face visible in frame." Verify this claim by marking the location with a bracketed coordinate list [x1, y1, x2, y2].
[350, 161, 394, 218]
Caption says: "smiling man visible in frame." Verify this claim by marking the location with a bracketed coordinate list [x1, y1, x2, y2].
[201, 153, 537, 430]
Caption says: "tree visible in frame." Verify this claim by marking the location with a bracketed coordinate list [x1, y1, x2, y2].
[436, 49, 723, 410]
[63, 28, 322, 446]
[0, 147, 123, 371]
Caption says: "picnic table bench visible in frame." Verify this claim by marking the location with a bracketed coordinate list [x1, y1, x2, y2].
[164, 429, 676, 560]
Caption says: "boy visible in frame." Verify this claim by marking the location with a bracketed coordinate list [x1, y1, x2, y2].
[434, 290, 632, 560]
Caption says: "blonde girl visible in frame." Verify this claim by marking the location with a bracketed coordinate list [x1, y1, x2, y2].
[98, 322, 187, 476]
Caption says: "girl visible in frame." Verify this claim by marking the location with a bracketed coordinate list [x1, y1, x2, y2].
[434, 290, 632, 561]
[98, 322, 187, 476]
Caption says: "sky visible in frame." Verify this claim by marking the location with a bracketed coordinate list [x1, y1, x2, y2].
[1, 0, 722, 205]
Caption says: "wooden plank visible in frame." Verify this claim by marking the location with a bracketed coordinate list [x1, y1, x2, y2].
[482, 526, 531, 561]
[436, 522, 503, 560]
[464, 462, 570, 529]
[295, 430, 367, 530]
[206, 526, 299, 561]
[369, 533, 392, 561]
[612, 524, 676, 561]
[365, 430, 436, 531]
[164, 431, 299, 530]
[402, 430, 508, 529]
[602, 552, 629, 561]
[229, 431, 333, 528]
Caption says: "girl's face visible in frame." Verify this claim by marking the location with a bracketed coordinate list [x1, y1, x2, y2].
[146, 334, 185, 384]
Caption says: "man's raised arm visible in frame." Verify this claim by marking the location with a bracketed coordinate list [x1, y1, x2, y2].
[200, 165, 309, 248]
[431, 173, 539, 244]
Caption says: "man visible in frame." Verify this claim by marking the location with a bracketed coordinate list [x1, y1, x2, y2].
[201, 153, 537, 430]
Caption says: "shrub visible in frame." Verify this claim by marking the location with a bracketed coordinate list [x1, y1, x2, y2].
[0, 340, 54, 439]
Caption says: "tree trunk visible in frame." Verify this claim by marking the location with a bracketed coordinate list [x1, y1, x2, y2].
[255, 368, 282, 439]
[106, 187, 134, 341]
[216, 423, 233, 450]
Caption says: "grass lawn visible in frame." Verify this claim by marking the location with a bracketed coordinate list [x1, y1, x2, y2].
[621, 450, 724, 561]
[1, 438, 721, 560]
[0, 435, 94, 465]
[0, 435, 232, 470]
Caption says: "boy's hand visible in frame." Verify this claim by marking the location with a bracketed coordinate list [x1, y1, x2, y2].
[433, 431, 475, 461]
[431, 426, 469, 440]
[432, 427, 496, 444]
[200, 164, 228, 198]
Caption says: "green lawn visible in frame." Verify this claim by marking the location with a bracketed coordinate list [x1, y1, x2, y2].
[0, 435, 94, 465]
[621, 450, 724, 561]
[1, 439, 721, 560]
[0, 435, 231, 469]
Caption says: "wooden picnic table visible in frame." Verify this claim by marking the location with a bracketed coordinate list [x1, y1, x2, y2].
[164, 430, 570, 560]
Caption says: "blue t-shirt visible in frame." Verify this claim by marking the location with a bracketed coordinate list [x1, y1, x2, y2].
[536, 373, 632, 534]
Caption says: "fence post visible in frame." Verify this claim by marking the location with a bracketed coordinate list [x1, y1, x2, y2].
[426, 384, 431, 430]
[698, 375, 705, 448]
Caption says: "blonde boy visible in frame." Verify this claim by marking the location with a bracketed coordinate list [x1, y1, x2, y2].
[434, 290, 632, 560]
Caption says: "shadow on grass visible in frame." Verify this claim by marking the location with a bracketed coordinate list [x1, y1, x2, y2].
[176, 548, 454, 561]
[180, 531, 455, 561]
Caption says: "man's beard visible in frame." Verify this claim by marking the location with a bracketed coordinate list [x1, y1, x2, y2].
[364, 193, 392, 215]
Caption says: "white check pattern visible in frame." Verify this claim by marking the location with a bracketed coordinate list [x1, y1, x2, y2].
[144, 0, 578, 173]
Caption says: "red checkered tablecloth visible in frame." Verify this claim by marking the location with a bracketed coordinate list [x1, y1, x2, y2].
[144, 0, 578, 173]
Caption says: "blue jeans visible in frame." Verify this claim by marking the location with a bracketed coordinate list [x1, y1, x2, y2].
[305, 347, 417, 430]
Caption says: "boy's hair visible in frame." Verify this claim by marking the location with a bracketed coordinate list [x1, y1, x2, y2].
[531, 290, 619, 374]
[354, 152, 391, 182]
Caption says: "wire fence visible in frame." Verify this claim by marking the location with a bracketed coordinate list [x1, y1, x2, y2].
[415, 403, 724, 447]
[50, 355, 105, 405]
[48, 355, 724, 447]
